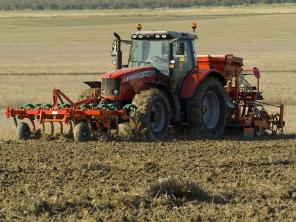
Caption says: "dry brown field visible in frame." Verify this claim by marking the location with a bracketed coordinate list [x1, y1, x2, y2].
[0, 5, 296, 221]
[1, 138, 296, 221]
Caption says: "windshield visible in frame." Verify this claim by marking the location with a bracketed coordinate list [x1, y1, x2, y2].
[128, 40, 170, 75]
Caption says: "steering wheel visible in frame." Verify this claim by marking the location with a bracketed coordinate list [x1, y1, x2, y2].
[147, 56, 162, 65]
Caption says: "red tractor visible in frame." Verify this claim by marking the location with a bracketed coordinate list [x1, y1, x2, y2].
[5, 23, 285, 141]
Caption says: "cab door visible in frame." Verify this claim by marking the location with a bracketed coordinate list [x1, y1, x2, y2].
[170, 39, 195, 94]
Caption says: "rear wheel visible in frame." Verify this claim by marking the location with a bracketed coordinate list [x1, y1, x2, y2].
[74, 122, 90, 142]
[16, 122, 31, 140]
[132, 88, 171, 140]
[187, 77, 226, 137]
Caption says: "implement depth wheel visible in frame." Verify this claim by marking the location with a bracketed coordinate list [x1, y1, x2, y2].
[132, 88, 171, 140]
[74, 122, 90, 142]
[187, 76, 226, 137]
[16, 122, 31, 140]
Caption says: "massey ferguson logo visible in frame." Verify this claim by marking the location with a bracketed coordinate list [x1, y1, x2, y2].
[124, 71, 155, 82]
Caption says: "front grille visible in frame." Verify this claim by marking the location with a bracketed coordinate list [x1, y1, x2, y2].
[101, 78, 121, 96]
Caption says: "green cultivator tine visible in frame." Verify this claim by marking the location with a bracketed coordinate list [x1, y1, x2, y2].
[35, 104, 42, 108]
[41, 104, 52, 109]
[97, 103, 104, 109]
[78, 104, 91, 109]
[96, 99, 119, 110]
[107, 103, 116, 110]
[97, 103, 116, 110]
[59, 103, 71, 109]
[21, 104, 35, 109]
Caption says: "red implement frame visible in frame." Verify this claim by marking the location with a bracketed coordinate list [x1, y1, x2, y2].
[5, 89, 137, 136]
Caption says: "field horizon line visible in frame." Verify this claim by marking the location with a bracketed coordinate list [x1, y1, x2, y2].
[0, 4, 296, 18]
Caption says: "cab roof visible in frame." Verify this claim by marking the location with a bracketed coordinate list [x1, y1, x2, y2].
[131, 31, 197, 40]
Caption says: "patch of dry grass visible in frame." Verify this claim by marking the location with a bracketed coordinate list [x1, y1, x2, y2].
[147, 177, 230, 204]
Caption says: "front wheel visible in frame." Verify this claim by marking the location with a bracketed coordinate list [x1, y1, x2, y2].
[132, 88, 171, 140]
[187, 77, 227, 137]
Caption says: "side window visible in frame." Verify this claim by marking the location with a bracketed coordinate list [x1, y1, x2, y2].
[172, 40, 193, 75]
[171, 39, 194, 93]
[191, 40, 197, 66]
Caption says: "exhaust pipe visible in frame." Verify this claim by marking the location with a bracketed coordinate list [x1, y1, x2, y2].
[114, 32, 122, 70]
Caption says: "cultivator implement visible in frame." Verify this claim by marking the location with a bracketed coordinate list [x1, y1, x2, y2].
[5, 89, 139, 141]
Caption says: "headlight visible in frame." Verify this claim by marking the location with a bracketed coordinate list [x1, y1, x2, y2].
[112, 89, 119, 96]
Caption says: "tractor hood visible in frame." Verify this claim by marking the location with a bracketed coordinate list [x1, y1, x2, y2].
[102, 67, 156, 80]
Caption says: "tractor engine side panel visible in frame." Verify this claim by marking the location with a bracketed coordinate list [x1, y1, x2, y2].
[102, 71, 157, 102]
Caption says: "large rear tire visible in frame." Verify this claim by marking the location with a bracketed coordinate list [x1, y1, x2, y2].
[187, 77, 226, 137]
[132, 88, 171, 140]
[16, 122, 31, 140]
[74, 122, 90, 142]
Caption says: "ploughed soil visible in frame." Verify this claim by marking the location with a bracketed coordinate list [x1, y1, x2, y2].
[0, 135, 296, 221]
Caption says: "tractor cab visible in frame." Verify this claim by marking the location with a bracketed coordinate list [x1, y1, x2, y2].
[128, 31, 197, 92]
[111, 25, 198, 93]
[128, 31, 197, 72]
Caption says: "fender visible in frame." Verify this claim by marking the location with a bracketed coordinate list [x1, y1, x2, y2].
[180, 68, 226, 98]
[147, 82, 174, 107]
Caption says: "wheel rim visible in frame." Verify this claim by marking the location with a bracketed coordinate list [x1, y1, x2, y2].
[81, 126, 90, 140]
[150, 101, 166, 132]
[202, 91, 220, 129]
[82, 131, 88, 139]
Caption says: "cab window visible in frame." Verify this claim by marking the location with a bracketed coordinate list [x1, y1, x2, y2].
[172, 39, 194, 75]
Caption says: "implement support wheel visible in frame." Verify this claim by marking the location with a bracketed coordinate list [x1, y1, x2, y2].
[74, 122, 90, 142]
[16, 122, 31, 140]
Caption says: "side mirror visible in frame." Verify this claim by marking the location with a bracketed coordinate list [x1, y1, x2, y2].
[176, 42, 185, 55]
[111, 40, 118, 57]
